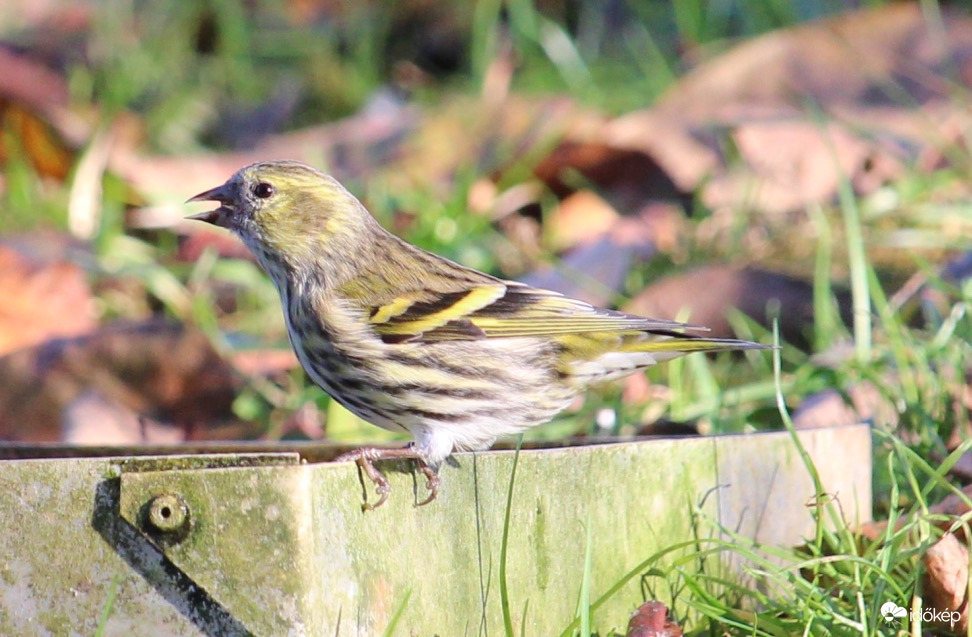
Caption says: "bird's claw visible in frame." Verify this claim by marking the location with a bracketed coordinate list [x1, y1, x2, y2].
[361, 477, 391, 511]
[415, 461, 440, 507]
[334, 447, 439, 510]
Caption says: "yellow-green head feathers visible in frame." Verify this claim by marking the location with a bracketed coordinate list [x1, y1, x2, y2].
[188, 160, 377, 272]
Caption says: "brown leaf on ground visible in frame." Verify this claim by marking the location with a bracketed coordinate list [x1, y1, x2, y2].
[518, 202, 674, 306]
[943, 448, 972, 484]
[931, 484, 972, 526]
[602, 110, 716, 200]
[0, 241, 97, 357]
[624, 265, 850, 344]
[793, 382, 899, 430]
[0, 46, 69, 112]
[0, 101, 76, 181]
[600, 4, 972, 214]
[923, 534, 969, 633]
[62, 389, 185, 445]
[0, 42, 90, 181]
[656, 4, 972, 120]
[701, 118, 904, 215]
[545, 189, 620, 251]
[860, 483, 972, 543]
[400, 94, 603, 190]
[627, 601, 683, 637]
[534, 141, 684, 212]
[0, 320, 249, 443]
[520, 229, 655, 307]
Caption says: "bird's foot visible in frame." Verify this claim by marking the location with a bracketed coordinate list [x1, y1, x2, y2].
[333, 446, 439, 510]
[415, 459, 440, 507]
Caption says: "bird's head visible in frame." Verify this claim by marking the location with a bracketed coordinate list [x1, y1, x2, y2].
[187, 160, 372, 270]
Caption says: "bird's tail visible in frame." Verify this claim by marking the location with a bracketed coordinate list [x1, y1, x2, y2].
[568, 333, 772, 384]
[623, 334, 773, 356]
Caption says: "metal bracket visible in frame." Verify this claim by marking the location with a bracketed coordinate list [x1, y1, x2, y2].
[117, 452, 321, 635]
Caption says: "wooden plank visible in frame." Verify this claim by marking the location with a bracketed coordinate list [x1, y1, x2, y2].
[0, 425, 871, 635]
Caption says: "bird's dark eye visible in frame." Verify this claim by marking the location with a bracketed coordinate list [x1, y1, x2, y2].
[253, 182, 274, 199]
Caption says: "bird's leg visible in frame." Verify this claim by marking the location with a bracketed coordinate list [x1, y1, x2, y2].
[334, 447, 393, 510]
[414, 458, 440, 507]
[333, 446, 439, 509]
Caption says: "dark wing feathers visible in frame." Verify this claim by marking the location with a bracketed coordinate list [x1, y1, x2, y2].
[366, 281, 701, 344]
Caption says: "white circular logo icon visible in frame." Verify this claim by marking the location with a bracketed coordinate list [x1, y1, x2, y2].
[881, 601, 907, 623]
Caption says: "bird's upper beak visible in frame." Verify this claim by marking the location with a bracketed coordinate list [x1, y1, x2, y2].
[186, 183, 236, 227]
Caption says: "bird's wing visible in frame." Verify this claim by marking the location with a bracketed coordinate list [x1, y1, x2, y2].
[366, 281, 700, 344]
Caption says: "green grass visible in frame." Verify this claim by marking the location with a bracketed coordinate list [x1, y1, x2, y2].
[93, 574, 121, 637]
[554, 339, 971, 635]
[500, 436, 524, 636]
[570, 167, 968, 636]
[382, 588, 412, 637]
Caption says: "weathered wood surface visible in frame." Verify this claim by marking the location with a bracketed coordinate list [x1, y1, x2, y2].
[0, 425, 871, 636]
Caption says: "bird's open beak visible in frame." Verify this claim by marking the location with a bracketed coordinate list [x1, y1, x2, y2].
[186, 183, 235, 227]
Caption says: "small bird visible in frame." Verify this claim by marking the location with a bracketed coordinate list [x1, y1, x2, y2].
[188, 160, 768, 509]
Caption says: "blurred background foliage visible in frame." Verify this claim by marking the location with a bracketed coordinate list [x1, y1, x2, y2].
[10, 0, 870, 152]
[0, 0, 968, 466]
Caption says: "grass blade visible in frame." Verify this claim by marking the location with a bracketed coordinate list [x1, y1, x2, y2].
[500, 435, 524, 637]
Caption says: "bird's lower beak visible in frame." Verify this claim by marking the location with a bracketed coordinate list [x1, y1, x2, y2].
[186, 184, 235, 227]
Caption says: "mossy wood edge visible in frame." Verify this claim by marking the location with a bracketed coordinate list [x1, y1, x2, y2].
[0, 425, 871, 635]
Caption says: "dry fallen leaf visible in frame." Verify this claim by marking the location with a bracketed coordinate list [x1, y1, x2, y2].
[627, 601, 683, 637]
[0, 320, 247, 443]
[518, 202, 671, 306]
[545, 189, 620, 251]
[0, 41, 92, 182]
[702, 118, 905, 215]
[922, 534, 969, 633]
[534, 140, 683, 212]
[598, 4, 972, 214]
[0, 241, 97, 356]
[655, 4, 972, 120]
[793, 382, 900, 431]
[625, 265, 851, 344]
[62, 389, 185, 445]
[860, 482, 972, 543]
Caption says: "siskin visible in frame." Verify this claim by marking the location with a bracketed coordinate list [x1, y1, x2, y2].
[188, 160, 769, 509]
